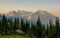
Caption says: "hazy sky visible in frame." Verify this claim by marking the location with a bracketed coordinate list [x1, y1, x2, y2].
[0, 0, 60, 16]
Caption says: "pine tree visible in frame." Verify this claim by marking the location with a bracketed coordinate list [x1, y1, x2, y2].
[31, 23, 35, 35]
[35, 16, 42, 38]
[25, 20, 30, 33]
[0, 14, 2, 33]
[46, 24, 50, 38]
[55, 17, 60, 38]
[7, 18, 13, 34]
[0, 19, 2, 33]
[49, 20, 54, 38]
[21, 18, 25, 32]
[14, 18, 19, 30]
[2, 14, 8, 34]
[14, 18, 17, 30]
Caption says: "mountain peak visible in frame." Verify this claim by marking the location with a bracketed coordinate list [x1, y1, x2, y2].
[35, 9, 48, 15]
[5, 9, 56, 24]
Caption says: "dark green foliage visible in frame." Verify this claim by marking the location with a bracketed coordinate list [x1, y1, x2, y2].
[7, 18, 13, 34]
[14, 18, 19, 30]
[0, 19, 2, 33]
[25, 20, 30, 33]
[20, 18, 25, 32]
[1, 14, 8, 34]
[55, 17, 60, 38]
[0, 14, 60, 38]
[35, 16, 43, 38]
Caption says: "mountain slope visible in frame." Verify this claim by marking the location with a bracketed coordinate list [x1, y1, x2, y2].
[6, 9, 56, 24]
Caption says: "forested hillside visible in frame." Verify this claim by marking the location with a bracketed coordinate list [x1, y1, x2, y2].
[0, 14, 60, 38]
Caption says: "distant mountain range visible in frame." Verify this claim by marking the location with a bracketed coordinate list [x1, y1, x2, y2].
[5, 9, 57, 25]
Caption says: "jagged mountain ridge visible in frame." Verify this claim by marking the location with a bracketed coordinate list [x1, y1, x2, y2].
[5, 9, 56, 24]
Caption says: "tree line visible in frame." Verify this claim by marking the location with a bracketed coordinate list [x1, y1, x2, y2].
[0, 14, 60, 38]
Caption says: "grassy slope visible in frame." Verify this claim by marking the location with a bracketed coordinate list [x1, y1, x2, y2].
[0, 35, 27, 38]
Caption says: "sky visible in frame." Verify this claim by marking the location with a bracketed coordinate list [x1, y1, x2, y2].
[0, 0, 60, 17]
